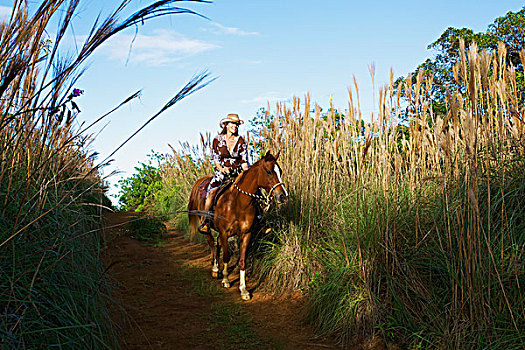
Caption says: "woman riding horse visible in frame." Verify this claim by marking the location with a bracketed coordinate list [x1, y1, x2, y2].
[189, 150, 288, 300]
[198, 113, 249, 232]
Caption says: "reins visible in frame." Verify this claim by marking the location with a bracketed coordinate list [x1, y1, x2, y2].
[233, 181, 284, 212]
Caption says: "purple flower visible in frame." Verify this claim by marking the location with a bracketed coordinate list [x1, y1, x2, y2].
[72, 88, 84, 97]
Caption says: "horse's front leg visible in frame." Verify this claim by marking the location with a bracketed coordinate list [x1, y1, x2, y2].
[219, 233, 230, 288]
[238, 232, 252, 300]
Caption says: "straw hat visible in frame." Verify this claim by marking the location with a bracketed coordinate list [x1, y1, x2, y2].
[220, 113, 244, 128]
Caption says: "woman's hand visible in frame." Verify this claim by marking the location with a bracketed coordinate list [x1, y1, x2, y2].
[214, 162, 228, 173]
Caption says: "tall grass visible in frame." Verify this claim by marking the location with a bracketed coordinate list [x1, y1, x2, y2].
[0, 1, 209, 347]
[157, 136, 213, 237]
[252, 41, 524, 348]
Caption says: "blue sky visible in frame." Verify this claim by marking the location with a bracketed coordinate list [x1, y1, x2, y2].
[3, 0, 524, 201]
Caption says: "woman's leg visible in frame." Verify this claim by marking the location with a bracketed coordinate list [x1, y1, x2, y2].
[199, 187, 218, 232]
[204, 187, 218, 212]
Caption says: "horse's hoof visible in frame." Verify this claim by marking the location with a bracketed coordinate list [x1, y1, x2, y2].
[211, 270, 218, 278]
[241, 293, 251, 301]
[221, 280, 230, 288]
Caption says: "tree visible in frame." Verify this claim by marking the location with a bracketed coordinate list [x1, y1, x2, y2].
[488, 7, 525, 66]
[395, 7, 525, 118]
[117, 152, 165, 211]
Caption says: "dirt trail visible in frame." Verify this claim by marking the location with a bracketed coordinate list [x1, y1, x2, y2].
[103, 212, 341, 350]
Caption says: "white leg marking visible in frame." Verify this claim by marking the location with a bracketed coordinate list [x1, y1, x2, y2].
[274, 164, 288, 196]
[221, 262, 230, 288]
[212, 259, 219, 277]
[239, 270, 246, 289]
[239, 269, 250, 300]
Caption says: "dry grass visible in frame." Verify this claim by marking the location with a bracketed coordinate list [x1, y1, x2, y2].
[253, 40, 524, 348]
[158, 135, 214, 239]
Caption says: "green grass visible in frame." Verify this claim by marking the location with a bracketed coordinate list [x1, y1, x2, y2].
[254, 171, 525, 349]
[125, 215, 167, 242]
[178, 263, 276, 349]
[210, 301, 275, 350]
[0, 205, 118, 349]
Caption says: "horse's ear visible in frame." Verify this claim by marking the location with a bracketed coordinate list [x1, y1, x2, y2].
[275, 149, 281, 159]
[264, 150, 271, 159]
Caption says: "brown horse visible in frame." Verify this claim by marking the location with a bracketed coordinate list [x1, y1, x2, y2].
[188, 151, 288, 300]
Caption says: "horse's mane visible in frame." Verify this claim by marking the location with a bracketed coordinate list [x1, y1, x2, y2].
[235, 161, 260, 187]
[235, 153, 276, 187]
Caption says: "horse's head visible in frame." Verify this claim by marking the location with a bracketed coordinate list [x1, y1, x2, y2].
[257, 150, 288, 204]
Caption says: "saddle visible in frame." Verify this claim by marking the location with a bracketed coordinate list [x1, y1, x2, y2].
[197, 178, 212, 201]
[198, 166, 243, 210]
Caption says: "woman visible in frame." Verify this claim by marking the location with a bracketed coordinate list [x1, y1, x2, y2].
[199, 113, 249, 232]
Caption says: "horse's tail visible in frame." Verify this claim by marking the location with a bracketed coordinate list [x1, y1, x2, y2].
[187, 176, 210, 240]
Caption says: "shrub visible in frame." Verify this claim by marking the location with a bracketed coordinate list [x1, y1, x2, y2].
[117, 152, 164, 212]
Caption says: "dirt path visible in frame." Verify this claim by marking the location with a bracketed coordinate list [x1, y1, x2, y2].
[103, 212, 341, 350]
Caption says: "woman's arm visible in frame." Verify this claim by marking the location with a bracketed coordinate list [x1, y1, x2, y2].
[214, 161, 227, 173]
[211, 136, 227, 172]
[238, 137, 249, 171]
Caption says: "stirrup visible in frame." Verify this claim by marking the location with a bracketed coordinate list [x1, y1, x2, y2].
[198, 218, 210, 232]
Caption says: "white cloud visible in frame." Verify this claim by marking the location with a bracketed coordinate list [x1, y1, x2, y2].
[0, 6, 13, 18]
[99, 29, 219, 66]
[241, 92, 291, 104]
[208, 22, 259, 36]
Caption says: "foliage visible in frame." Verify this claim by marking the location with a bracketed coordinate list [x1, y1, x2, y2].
[0, 190, 117, 348]
[489, 7, 525, 64]
[247, 107, 275, 157]
[395, 7, 525, 118]
[117, 151, 165, 211]
[249, 102, 355, 158]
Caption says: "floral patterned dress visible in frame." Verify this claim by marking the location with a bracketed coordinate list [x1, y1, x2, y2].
[207, 134, 249, 193]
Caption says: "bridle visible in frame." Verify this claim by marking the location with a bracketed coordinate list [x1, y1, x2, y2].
[234, 181, 285, 212]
